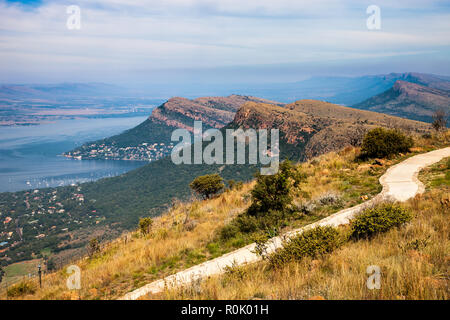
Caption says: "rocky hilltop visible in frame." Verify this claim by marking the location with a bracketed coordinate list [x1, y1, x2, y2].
[231, 99, 429, 160]
[65, 95, 282, 161]
[152, 95, 282, 131]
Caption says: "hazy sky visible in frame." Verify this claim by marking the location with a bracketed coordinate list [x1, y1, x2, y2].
[1, 0, 450, 86]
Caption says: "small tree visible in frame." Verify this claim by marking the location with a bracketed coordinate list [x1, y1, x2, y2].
[87, 238, 100, 257]
[139, 217, 153, 235]
[190, 174, 224, 199]
[361, 127, 413, 159]
[432, 109, 447, 132]
[247, 160, 303, 217]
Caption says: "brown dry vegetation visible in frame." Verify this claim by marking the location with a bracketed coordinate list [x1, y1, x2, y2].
[160, 157, 449, 300]
[2, 131, 448, 300]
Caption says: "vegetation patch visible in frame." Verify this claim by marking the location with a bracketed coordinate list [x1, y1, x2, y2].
[350, 203, 412, 239]
[190, 174, 225, 199]
[360, 127, 413, 159]
[268, 226, 343, 268]
[7, 280, 37, 298]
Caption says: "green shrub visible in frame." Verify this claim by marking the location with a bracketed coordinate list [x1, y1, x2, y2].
[361, 127, 413, 159]
[139, 217, 153, 235]
[190, 174, 224, 199]
[87, 238, 101, 257]
[7, 280, 36, 297]
[247, 160, 303, 217]
[269, 226, 342, 268]
[227, 180, 244, 191]
[219, 224, 240, 240]
[235, 214, 259, 233]
[252, 232, 270, 260]
[350, 203, 412, 239]
[223, 261, 248, 281]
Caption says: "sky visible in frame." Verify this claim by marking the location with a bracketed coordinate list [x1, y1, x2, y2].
[1, 0, 450, 87]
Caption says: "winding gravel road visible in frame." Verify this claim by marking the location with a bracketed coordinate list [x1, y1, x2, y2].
[120, 147, 450, 300]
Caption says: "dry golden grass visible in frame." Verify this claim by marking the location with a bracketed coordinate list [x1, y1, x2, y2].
[1, 183, 254, 300]
[160, 158, 449, 300]
[3, 130, 448, 300]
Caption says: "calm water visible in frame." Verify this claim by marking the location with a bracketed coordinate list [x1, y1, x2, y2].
[0, 117, 148, 192]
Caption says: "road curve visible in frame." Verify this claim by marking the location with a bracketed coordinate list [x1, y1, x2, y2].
[120, 147, 450, 300]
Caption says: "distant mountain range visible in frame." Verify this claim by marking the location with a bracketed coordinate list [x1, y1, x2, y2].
[2, 72, 449, 106]
[225, 72, 450, 105]
[0, 83, 131, 101]
[353, 78, 450, 123]
[67, 72, 450, 161]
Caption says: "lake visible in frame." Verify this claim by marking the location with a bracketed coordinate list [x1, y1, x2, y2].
[0, 117, 148, 192]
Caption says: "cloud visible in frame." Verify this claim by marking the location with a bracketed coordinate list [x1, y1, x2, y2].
[0, 0, 449, 84]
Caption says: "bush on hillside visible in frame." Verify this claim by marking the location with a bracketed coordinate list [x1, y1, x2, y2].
[87, 238, 101, 257]
[317, 192, 342, 206]
[432, 109, 447, 132]
[139, 217, 153, 235]
[7, 280, 36, 298]
[219, 224, 240, 240]
[268, 226, 342, 268]
[227, 179, 243, 191]
[217, 161, 304, 243]
[190, 174, 224, 199]
[350, 203, 412, 239]
[360, 127, 413, 159]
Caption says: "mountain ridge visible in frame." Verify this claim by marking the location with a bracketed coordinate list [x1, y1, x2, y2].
[353, 80, 450, 123]
[65, 95, 283, 161]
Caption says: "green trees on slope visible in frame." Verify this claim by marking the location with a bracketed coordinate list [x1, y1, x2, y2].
[190, 174, 225, 199]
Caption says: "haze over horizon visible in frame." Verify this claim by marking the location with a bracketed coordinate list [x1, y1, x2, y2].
[1, 0, 450, 87]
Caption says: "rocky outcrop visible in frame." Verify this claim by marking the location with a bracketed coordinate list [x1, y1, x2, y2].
[152, 95, 283, 132]
[230, 99, 430, 161]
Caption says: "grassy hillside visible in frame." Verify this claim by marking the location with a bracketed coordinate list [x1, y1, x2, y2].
[160, 157, 449, 300]
[0, 146, 386, 299]
[2, 131, 448, 300]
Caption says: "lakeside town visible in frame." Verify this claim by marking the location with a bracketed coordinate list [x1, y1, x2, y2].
[64, 142, 175, 161]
